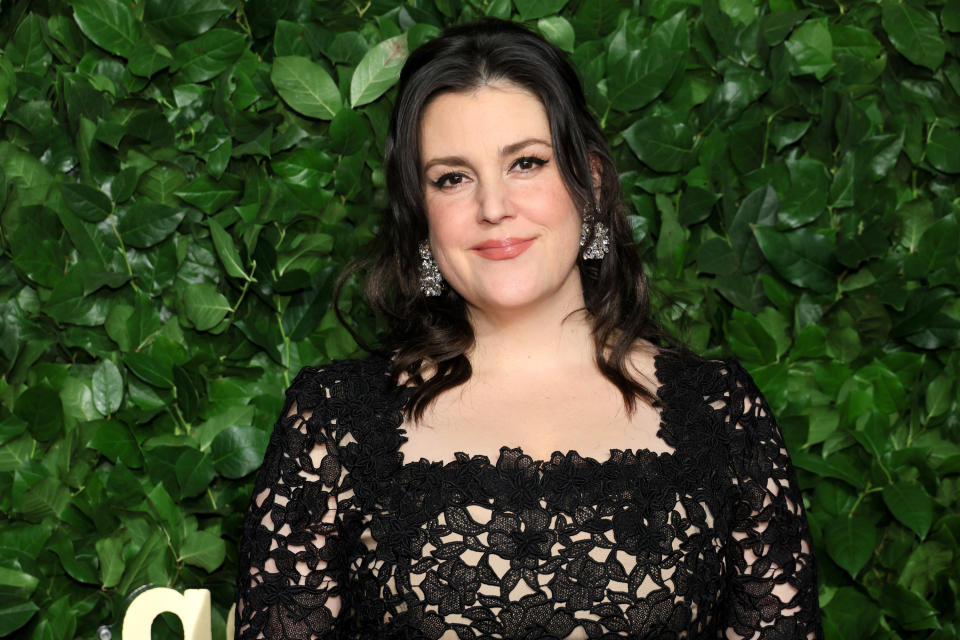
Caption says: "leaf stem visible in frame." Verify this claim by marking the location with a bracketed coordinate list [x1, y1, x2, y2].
[235, 6, 252, 37]
[170, 403, 190, 435]
[278, 311, 292, 387]
[849, 483, 883, 517]
[231, 279, 251, 314]
[109, 215, 141, 294]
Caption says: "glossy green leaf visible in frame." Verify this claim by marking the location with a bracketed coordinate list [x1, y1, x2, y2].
[785, 18, 835, 80]
[350, 34, 408, 108]
[183, 282, 231, 331]
[778, 156, 829, 228]
[208, 219, 252, 280]
[829, 153, 855, 209]
[21, 476, 70, 522]
[537, 16, 575, 53]
[123, 351, 174, 389]
[832, 24, 886, 86]
[327, 32, 369, 65]
[329, 108, 370, 155]
[95, 537, 125, 588]
[0, 566, 39, 599]
[179, 528, 226, 572]
[760, 9, 808, 45]
[175, 448, 215, 498]
[173, 28, 248, 83]
[727, 309, 778, 364]
[71, 0, 141, 58]
[678, 187, 721, 226]
[607, 12, 688, 112]
[196, 404, 256, 450]
[58, 183, 112, 222]
[88, 420, 143, 468]
[7, 14, 50, 75]
[823, 587, 882, 638]
[515, 0, 569, 21]
[904, 216, 959, 279]
[770, 120, 810, 152]
[176, 175, 241, 214]
[927, 127, 960, 173]
[47, 534, 99, 584]
[899, 541, 954, 595]
[623, 117, 694, 173]
[754, 226, 835, 294]
[14, 385, 63, 443]
[0, 57, 14, 119]
[696, 237, 738, 276]
[139, 165, 188, 205]
[856, 132, 904, 182]
[128, 39, 174, 78]
[0, 601, 39, 636]
[173, 365, 201, 422]
[91, 360, 124, 416]
[0, 437, 34, 474]
[883, 481, 934, 539]
[211, 425, 268, 479]
[106, 295, 164, 353]
[826, 515, 877, 576]
[144, 0, 232, 39]
[719, 0, 756, 25]
[880, 583, 941, 631]
[272, 55, 341, 119]
[926, 375, 954, 418]
[882, 0, 946, 71]
[806, 406, 840, 445]
[116, 202, 185, 249]
[943, 1, 960, 32]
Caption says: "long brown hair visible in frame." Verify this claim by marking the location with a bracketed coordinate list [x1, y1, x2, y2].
[336, 19, 673, 419]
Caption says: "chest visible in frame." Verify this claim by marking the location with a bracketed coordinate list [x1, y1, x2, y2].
[402, 373, 668, 464]
[342, 451, 734, 639]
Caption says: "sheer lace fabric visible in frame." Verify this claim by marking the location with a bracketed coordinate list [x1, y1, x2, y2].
[235, 351, 822, 639]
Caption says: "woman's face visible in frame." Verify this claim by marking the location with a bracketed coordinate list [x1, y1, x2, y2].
[419, 82, 584, 319]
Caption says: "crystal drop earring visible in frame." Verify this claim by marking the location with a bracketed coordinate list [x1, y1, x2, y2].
[418, 240, 444, 296]
[579, 205, 611, 260]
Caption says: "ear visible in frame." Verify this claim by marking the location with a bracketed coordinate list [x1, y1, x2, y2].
[588, 154, 603, 196]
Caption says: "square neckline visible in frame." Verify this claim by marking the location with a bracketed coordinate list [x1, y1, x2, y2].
[392, 349, 677, 470]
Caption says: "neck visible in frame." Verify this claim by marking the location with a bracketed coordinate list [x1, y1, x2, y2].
[466, 281, 595, 376]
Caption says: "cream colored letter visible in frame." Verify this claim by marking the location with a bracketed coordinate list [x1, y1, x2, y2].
[121, 588, 212, 640]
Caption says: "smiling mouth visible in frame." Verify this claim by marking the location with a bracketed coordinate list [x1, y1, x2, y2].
[470, 237, 536, 260]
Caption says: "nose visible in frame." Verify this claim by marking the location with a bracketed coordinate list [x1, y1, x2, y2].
[476, 180, 513, 225]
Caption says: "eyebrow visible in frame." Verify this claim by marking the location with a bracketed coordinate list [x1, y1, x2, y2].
[421, 137, 552, 173]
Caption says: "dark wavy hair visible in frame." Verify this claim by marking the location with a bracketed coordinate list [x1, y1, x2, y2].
[337, 18, 672, 419]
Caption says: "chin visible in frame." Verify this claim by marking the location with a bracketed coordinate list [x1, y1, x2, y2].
[474, 284, 558, 311]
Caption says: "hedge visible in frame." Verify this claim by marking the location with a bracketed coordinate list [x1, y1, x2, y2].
[0, 0, 958, 638]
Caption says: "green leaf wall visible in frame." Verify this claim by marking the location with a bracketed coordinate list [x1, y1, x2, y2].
[1, 0, 958, 638]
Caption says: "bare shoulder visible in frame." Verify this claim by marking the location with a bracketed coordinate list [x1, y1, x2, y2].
[625, 338, 662, 390]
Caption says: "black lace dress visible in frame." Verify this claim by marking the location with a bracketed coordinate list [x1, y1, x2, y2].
[234, 350, 822, 639]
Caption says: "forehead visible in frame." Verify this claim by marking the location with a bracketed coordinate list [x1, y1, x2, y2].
[419, 83, 551, 159]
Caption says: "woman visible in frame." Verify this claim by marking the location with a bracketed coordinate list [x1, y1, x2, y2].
[235, 19, 822, 639]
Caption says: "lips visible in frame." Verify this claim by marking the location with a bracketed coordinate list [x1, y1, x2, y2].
[470, 237, 535, 260]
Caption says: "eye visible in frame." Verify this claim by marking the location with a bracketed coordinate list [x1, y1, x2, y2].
[511, 156, 548, 172]
[432, 172, 467, 189]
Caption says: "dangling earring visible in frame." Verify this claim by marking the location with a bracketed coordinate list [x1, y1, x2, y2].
[579, 205, 610, 260]
[418, 240, 443, 296]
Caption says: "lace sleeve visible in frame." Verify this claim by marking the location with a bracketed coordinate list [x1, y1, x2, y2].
[723, 360, 823, 639]
[235, 367, 348, 639]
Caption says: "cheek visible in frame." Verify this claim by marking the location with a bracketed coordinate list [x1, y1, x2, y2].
[425, 205, 469, 270]
[520, 189, 582, 243]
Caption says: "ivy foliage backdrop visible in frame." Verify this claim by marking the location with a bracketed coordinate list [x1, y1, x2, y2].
[0, 0, 959, 637]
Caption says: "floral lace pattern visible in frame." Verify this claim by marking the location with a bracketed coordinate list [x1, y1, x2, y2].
[235, 351, 822, 639]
